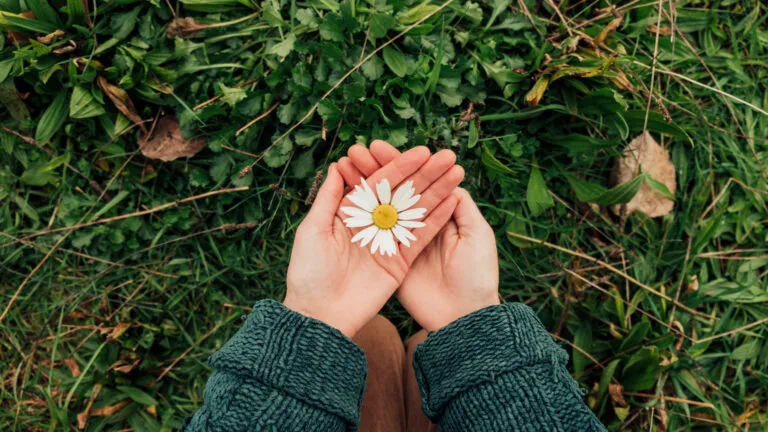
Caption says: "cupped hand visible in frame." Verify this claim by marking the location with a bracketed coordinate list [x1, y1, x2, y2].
[342, 140, 500, 331]
[284, 146, 465, 337]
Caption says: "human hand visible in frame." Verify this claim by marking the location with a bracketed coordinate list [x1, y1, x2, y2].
[284, 146, 465, 337]
[342, 140, 500, 331]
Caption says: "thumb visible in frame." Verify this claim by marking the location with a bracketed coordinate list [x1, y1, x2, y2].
[304, 163, 344, 229]
[452, 188, 490, 236]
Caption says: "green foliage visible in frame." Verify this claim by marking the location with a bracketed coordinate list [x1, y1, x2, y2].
[1, 0, 767, 430]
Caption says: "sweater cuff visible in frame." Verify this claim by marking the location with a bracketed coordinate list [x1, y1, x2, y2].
[413, 303, 567, 421]
[209, 300, 367, 428]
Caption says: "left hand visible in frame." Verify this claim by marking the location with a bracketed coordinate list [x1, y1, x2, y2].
[284, 146, 465, 337]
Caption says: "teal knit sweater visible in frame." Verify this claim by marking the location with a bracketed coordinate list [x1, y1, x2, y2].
[182, 300, 606, 431]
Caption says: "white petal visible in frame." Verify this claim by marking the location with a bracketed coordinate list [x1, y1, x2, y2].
[397, 220, 426, 229]
[393, 193, 421, 212]
[376, 179, 391, 205]
[351, 225, 378, 247]
[398, 208, 427, 220]
[346, 178, 378, 212]
[391, 180, 416, 210]
[392, 224, 416, 248]
[344, 216, 374, 228]
[378, 229, 396, 256]
[360, 178, 380, 205]
[370, 229, 383, 254]
[340, 206, 372, 219]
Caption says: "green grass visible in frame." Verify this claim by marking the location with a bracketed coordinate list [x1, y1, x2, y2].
[1, 0, 767, 430]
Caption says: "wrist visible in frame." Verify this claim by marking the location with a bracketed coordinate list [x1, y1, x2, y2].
[282, 299, 358, 338]
[430, 296, 501, 331]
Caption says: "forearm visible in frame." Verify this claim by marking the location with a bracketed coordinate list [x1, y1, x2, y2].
[413, 303, 606, 432]
[182, 300, 367, 432]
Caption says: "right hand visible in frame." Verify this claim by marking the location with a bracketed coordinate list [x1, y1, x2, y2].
[341, 140, 500, 331]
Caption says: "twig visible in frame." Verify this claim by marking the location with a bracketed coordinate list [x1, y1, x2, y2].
[623, 392, 714, 409]
[643, 0, 664, 131]
[506, 231, 711, 319]
[20, 187, 248, 241]
[695, 317, 768, 344]
[235, 101, 280, 136]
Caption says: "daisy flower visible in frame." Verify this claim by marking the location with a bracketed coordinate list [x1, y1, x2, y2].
[341, 178, 426, 256]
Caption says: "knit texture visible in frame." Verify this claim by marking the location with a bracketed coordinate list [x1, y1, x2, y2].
[413, 303, 607, 431]
[182, 300, 367, 432]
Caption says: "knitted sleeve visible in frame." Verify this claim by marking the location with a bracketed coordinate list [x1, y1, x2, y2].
[412, 303, 607, 432]
[181, 300, 367, 432]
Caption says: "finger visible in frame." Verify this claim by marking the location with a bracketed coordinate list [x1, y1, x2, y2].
[453, 188, 493, 236]
[304, 163, 344, 229]
[361, 146, 431, 193]
[370, 139, 401, 166]
[348, 144, 381, 176]
[400, 194, 459, 265]
[337, 157, 365, 188]
[402, 149, 456, 195]
[413, 165, 465, 214]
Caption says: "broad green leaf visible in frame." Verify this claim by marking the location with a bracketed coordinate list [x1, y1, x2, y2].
[70, 86, 105, 119]
[117, 386, 159, 406]
[596, 359, 620, 406]
[622, 348, 661, 391]
[624, 110, 689, 140]
[35, 92, 69, 144]
[20, 154, 70, 186]
[218, 83, 247, 107]
[361, 54, 385, 80]
[592, 175, 645, 206]
[0, 11, 57, 33]
[267, 33, 296, 57]
[526, 160, 554, 216]
[468, 121, 478, 148]
[572, 322, 592, 376]
[731, 340, 760, 360]
[565, 174, 606, 202]
[619, 321, 651, 352]
[66, 0, 85, 26]
[481, 145, 515, 177]
[644, 175, 675, 199]
[397, 2, 439, 25]
[543, 134, 618, 154]
[263, 137, 293, 168]
[369, 13, 395, 38]
[13, 193, 40, 223]
[382, 46, 406, 78]
[26, 0, 61, 27]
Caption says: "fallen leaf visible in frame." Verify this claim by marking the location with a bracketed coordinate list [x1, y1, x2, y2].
[105, 322, 131, 340]
[596, 14, 624, 44]
[139, 116, 205, 161]
[52, 41, 77, 55]
[166, 17, 205, 39]
[89, 400, 130, 417]
[63, 358, 81, 377]
[97, 76, 146, 133]
[611, 131, 676, 217]
[525, 75, 550, 107]
[110, 358, 140, 374]
[37, 29, 65, 44]
[609, 383, 628, 407]
[647, 25, 673, 36]
[76, 384, 102, 430]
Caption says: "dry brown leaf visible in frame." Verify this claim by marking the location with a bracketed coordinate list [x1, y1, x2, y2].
[612, 131, 676, 217]
[110, 358, 140, 374]
[76, 384, 102, 430]
[37, 29, 65, 44]
[63, 358, 81, 377]
[139, 116, 205, 161]
[166, 17, 205, 39]
[596, 14, 624, 44]
[609, 383, 628, 407]
[648, 25, 673, 36]
[96, 76, 146, 133]
[106, 322, 131, 340]
[89, 400, 130, 417]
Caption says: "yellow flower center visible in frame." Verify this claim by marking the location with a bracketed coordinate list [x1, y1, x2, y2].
[372, 204, 398, 229]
